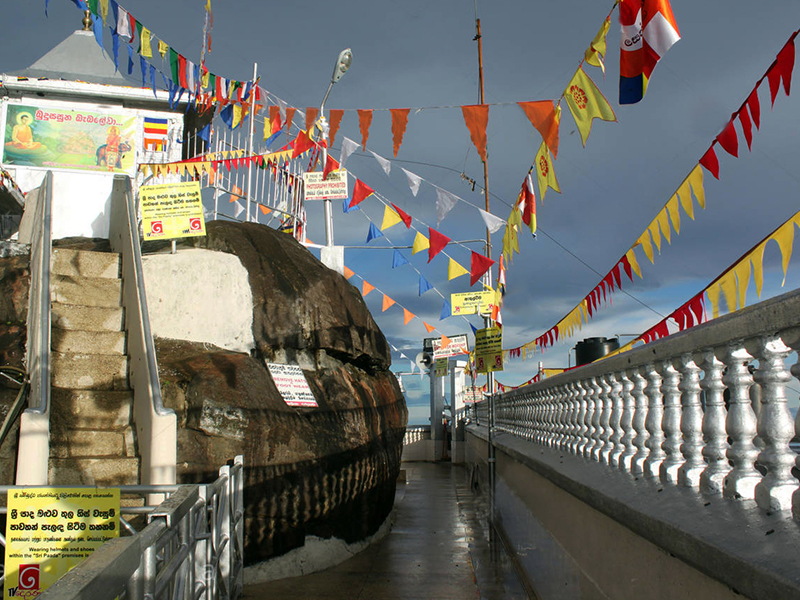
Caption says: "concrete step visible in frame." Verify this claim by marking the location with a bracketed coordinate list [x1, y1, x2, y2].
[51, 274, 122, 308]
[52, 328, 126, 355]
[50, 388, 133, 430]
[51, 351, 129, 390]
[49, 457, 140, 486]
[52, 303, 124, 332]
[52, 248, 120, 279]
[50, 426, 136, 459]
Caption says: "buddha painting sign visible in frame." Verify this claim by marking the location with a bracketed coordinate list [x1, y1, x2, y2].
[2, 103, 137, 175]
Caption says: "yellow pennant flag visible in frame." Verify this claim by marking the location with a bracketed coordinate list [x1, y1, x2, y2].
[666, 195, 681, 234]
[648, 220, 662, 252]
[687, 165, 705, 209]
[503, 207, 521, 263]
[734, 259, 751, 309]
[564, 67, 616, 147]
[201, 70, 210, 90]
[448, 258, 469, 280]
[99, 0, 109, 24]
[625, 248, 642, 278]
[718, 271, 738, 313]
[232, 105, 243, 129]
[770, 219, 796, 284]
[263, 117, 272, 141]
[534, 142, 560, 202]
[412, 231, 429, 255]
[584, 16, 611, 73]
[140, 27, 153, 59]
[158, 40, 169, 60]
[381, 205, 403, 231]
[707, 283, 722, 318]
[637, 232, 655, 264]
[676, 178, 694, 220]
[655, 209, 672, 244]
[750, 242, 766, 296]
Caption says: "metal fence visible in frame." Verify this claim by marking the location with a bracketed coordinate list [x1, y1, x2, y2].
[33, 455, 244, 600]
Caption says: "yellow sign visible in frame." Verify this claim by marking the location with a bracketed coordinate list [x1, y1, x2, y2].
[140, 181, 206, 240]
[434, 357, 449, 378]
[5, 488, 120, 598]
[451, 290, 497, 316]
[475, 327, 503, 373]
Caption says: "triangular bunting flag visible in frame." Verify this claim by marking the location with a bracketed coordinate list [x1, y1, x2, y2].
[448, 258, 469, 280]
[419, 276, 433, 296]
[401, 168, 422, 197]
[564, 67, 616, 146]
[461, 104, 489, 162]
[370, 150, 391, 176]
[366, 222, 383, 243]
[716, 120, 739, 158]
[391, 203, 412, 228]
[478, 208, 506, 234]
[339, 136, 359, 169]
[381, 205, 403, 230]
[440, 299, 452, 320]
[518, 101, 560, 158]
[392, 249, 410, 268]
[470, 251, 495, 286]
[585, 16, 611, 73]
[358, 109, 373, 150]
[412, 232, 429, 255]
[305, 107, 319, 134]
[436, 188, 459, 223]
[534, 142, 561, 201]
[423, 322, 436, 333]
[328, 109, 344, 147]
[404, 308, 415, 325]
[390, 108, 410, 157]
[699, 146, 720, 179]
[362, 280, 375, 296]
[349, 179, 374, 208]
[382, 294, 396, 312]
[428, 228, 451, 263]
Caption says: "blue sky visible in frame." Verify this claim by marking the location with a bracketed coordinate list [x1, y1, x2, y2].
[5, 1, 800, 424]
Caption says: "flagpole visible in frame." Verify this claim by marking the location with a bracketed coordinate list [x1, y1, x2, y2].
[246, 62, 258, 223]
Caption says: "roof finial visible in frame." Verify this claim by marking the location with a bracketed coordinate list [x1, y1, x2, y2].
[82, 9, 92, 31]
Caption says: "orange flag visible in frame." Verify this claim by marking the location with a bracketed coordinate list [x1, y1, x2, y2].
[258, 204, 271, 215]
[358, 109, 373, 150]
[305, 107, 319, 134]
[390, 108, 410, 157]
[382, 294, 396, 312]
[329, 109, 344, 147]
[403, 308, 415, 325]
[440, 334, 451, 348]
[343, 266, 355, 279]
[518, 101, 560, 158]
[461, 104, 489, 162]
[423, 322, 436, 333]
[269, 105, 282, 132]
[362, 280, 375, 296]
[285, 107, 296, 132]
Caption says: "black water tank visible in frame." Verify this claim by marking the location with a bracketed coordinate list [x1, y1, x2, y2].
[575, 337, 620, 366]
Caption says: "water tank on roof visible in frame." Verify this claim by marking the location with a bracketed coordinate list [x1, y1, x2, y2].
[575, 337, 619, 367]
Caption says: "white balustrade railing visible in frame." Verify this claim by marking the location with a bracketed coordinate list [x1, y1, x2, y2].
[493, 287, 800, 518]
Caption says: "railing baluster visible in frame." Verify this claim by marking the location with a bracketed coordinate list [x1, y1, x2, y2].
[574, 380, 589, 455]
[631, 368, 650, 475]
[660, 359, 684, 484]
[607, 373, 624, 465]
[643, 364, 666, 478]
[555, 384, 568, 449]
[618, 370, 637, 471]
[700, 350, 731, 494]
[587, 378, 603, 460]
[678, 353, 706, 488]
[751, 335, 798, 511]
[596, 376, 613, 462]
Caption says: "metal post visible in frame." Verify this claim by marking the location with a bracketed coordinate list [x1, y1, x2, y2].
[246, 63, 258, 223]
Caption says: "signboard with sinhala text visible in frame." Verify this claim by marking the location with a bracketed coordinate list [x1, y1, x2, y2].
[140, 181, 206, 240]
[434, 357, 449, 378]
[302, 170, 349, 200]
[474, 327, 503, 373]
[450, 290, 498, 316]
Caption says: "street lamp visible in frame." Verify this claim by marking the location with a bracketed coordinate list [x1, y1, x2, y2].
[318, 48, 353, 266]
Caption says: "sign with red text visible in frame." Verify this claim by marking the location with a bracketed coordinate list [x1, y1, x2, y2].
[140, 181, 206, 240]
[267, 363, 318, 407]
[302, 170, 348, 200]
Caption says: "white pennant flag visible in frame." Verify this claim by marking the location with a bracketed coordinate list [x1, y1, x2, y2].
[478, 208, 506, 234]
[370, 150, 391, 176]
[339, 137, 359, 169]
[400, 352, 409, 360]
[436, 187, 459, 223]
[234, 200, 244, 219]
[117, 7, 132, 41]
[277, 99, 287, 127]
[401, 168, 422, 197]
[409, 360, 416, 374]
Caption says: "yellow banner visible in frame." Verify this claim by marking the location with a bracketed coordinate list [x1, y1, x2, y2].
[475, 327, 503, 373]
[5, 488, 120, 598]
[140, 181, 207, 240]
[451, 290, 497, 315]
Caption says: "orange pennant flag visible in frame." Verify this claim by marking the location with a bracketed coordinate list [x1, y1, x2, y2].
[258, 204, 271, 215]
[382, 294, 396, 312]
[518, 101, 560, 158]
[305, 107, 319, 134]
[403, 308, 415, 325]
[285, 107, 296, 132]
[329, 109, 344, 147]
[461, 104, 489, 163]
[362, 280, 375, 296]
[390, 108, 410, 157]
[423, 321, 436, 333]
[343, 266, 355, 279]
[358, 109, 373, 150]
[440, 334, 451, 348]
[269, 105, 282, 132]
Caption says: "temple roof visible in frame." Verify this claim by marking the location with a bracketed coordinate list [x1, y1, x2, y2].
[10, 30, 134, 87]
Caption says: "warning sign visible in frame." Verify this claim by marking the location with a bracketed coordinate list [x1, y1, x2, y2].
[140, 181, 206, 240]
[475, 327, 503, 373]
[4, 488, 120, 598]
[303, 170, 348, 200]
[432, 334, 470, 359]
[267, 363, 318, 407]
[434, 358, 449, 378]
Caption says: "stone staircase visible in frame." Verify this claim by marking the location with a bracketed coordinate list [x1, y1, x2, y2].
[48, 247, 140, 485]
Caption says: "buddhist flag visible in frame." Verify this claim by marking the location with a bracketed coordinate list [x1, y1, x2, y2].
[461, 104, 489, 162]
[358, 109, 373, 150]
[565, 67, 616, 146]
[534, 142, 561, 201]
[619, 0, 681, 104]
[391, 108, 410, 157]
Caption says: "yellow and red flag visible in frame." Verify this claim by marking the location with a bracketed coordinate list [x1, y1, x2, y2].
[564, 67, 616, 146]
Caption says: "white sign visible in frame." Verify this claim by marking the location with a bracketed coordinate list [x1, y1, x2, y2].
[432, 334, 470, 359]
[303, 170, 349, 200]
[266, 363, 318, 407]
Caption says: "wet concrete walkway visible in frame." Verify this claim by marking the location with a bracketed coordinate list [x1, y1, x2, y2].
[243, 462, 529, 599]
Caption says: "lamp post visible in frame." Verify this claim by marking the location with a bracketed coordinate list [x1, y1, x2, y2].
[318, 49, 352, 274]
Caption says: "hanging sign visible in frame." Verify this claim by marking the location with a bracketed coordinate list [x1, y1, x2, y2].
[475, 327, 503, 373]
[303, 170, 348, 200]
[266, 363, 318, 407]
[450, 291, 498, 316]
[4, 488, 120, 598]
[434, 358, 449, 378]
[464, 386, 483, 403]
[140, 181, 206, 240]
[2, 103, 137, 175]
[431, 334, 470, 359]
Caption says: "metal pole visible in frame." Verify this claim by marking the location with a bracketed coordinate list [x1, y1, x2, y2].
[320, 80, 335, 248]
[246, 63, 258, 223]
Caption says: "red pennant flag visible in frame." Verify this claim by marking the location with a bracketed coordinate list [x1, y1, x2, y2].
[747, 89, 761, 129]
[470, 251, 495, 286]
[738, 107, 753, 150]
[611, 264, 622, 289]
[716, 120, 738, 157]
[767, 37, 796, 105]
[427, 228, 451, 263]
[357, 109, 373, 150]
[390, 108, 410, 157]
[305, 108, 319, 135]
[699, 146, 720, 179]
[269, 105, 282, 133]
[323, 155, 340, 181]
[620, 255, 634, 282]
[285, 107, 297, 132]
[423, 322, 436, 333]
[390, 203, 412, 228]
[461, 104, 489, 162]
[518, 176, 536, 230]
[291, 129, 314, 159]
[178, 55, 189, 89]
[517, 101, 560, 158]
[349, 179, 374, 208]
[328, 109, 344, 147]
